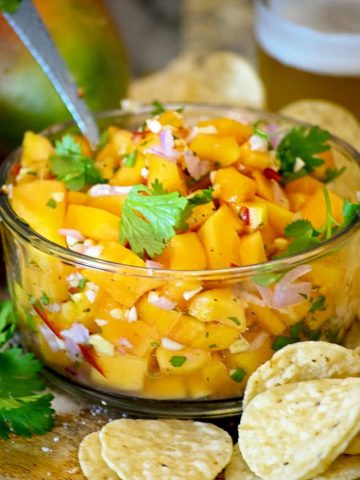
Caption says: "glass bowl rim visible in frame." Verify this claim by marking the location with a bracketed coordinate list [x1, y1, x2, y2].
[0, 102, 359, 281]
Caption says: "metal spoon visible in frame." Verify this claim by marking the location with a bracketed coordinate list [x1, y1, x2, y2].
[3, 0, 100, 148]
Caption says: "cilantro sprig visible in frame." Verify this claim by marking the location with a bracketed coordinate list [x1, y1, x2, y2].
[50, 135, 104, 191]
[0, 348, 55, 438]
[120, 183, 187, 258]
[151, 100, 166, 116]
[0, 300, 16, 348]
[277, 126, 330, 183]
[282, 189, 360, 256]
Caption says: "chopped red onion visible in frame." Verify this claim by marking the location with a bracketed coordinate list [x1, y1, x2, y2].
[59, 229, 84, 241]
[148, 292, 177, 310]
[88, 184, 133, 197]
[184, 151, 211, 180]
[145, 128, 179, 163]
[61, 323, 90, 344]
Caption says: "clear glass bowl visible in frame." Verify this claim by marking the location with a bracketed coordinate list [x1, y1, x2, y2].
[1, 104, 360, 418]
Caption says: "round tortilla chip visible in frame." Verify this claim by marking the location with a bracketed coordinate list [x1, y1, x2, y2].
[191, 51, 266, 108]
[243, 341, 360, 407]
[280, 99, 360, 149]
[313, 455, 360, 480]
[224, 444, 260, 480]
[239, 378, 360, 480]
[100, 419, 232, 480]
[78, 431, 119, 480]
[129, 51, 265, 109]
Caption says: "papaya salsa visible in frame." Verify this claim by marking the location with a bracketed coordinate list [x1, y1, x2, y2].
[4, 105, 360, 400]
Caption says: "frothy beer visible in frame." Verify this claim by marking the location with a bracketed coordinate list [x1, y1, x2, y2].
[255, 0, 360, 116]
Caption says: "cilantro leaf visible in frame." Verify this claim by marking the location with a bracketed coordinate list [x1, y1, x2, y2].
[0, 348, 55, 438]
[323, 166, 346, 183]
[188, 187, 213, 207]
[0, 394, 54, 439]
[151, 100, 166, 116]
[272, 336, 299, 351]
[0, 301, 16, 347]
[0, 348, 43, 398]
[277, 126, 330, 183]
[120, 184, 188, 258]
[283, 219, 320, 256]
[0, 0, 22, 13]
[150, 179, 167, 195]
[309, 295, 327, 313]
[342, 198, 360, 228]
[177, 187, 214, 230]
[50, 135, 104, 191]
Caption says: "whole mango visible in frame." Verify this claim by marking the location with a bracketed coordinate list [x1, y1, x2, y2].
[0, 0, 130, 155]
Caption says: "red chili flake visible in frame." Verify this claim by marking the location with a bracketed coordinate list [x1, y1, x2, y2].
[79, 344, 106, 377]
[132, 129, 150, 141]
[33, 303, 64, 339]
[240, 206, 250, 226]
[263, 168, 282, 182]
[11, 163, 21, 177]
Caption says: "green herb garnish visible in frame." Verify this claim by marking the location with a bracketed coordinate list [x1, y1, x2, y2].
[0, 348, 54, 438]
[252, 272, 283, 287]
[151, 100, 166, 116]
[230, 368, 246, 383]
[0, 0, 22, 13]
[342, 198, 360, 228]
[46, 198, 57, 209]
[272, 336, 299, 351]
[169, 356, 187, 367]
[188, 187, 214, 207]
[123, 151, 137, 168]
[277, 126, 330, 183]
[0, 301, 16, 347]
[308, 295, 327, 313]
[323, 167, 346, 183]
[120, 183, 187, 257]
[40, 292, 50, 306]
[50, 135, 103, 191]
[283, 219, 321, 256]
[228, 316, 241, 326]
[78, 278, 87, 290]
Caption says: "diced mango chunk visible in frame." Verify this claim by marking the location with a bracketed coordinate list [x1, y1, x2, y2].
[90, 354, 147, 392]
[12, 180, 66, 245]
[198, 117, 252, 143]
[155, 233, 207, 270]
[198, 205, 243, 268]
[213, 167, 257, 204]
[249, 304, 286, 335]
[301, 188, 344, 229]
[239, 231, 267, 265]
[190, 134, 241, 166]
[156, 347, 210, 375]
[188, 288, 246, 330]
[147, 156, 187, 195]
[65, 205, 119, 241]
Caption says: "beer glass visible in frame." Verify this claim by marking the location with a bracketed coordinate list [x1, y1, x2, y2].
[255, 0, 360, 117]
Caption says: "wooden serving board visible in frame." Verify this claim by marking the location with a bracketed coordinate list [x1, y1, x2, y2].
[0, 389, 228, 479]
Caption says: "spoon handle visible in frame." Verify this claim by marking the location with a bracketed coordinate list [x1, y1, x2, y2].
[4, 0, 100, 148]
